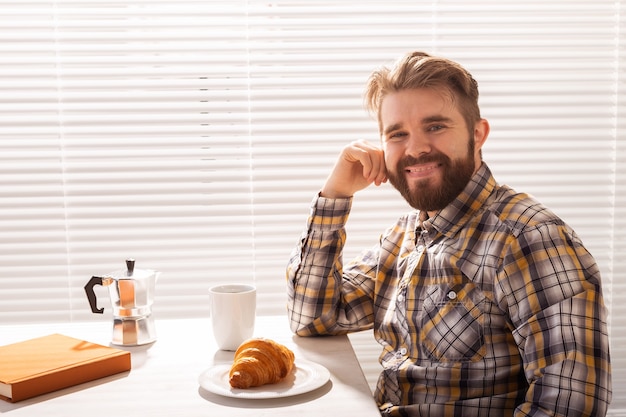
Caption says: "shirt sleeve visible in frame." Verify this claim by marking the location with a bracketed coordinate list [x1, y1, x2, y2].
[286, 194, 377, 336]
[498, 222, 612, 417]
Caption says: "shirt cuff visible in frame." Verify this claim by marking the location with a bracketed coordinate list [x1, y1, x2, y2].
[308, 192, 352, 231]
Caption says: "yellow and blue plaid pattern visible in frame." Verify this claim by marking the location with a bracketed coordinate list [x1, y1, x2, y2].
[287, 163, 611, 416]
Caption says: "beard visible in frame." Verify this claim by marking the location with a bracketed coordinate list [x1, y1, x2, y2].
[387, 138, 476, 212]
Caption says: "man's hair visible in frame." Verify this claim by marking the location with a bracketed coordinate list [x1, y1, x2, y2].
[364, 51, 481, 134]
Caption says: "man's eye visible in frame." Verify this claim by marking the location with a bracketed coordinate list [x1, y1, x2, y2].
[428, 125, 445, 132]
[388, 132, 407, 140]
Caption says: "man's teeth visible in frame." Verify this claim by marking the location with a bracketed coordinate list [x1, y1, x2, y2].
[407, 166, 433, 172]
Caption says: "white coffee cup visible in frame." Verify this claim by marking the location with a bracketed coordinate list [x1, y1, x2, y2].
[209, 283, 256, 351]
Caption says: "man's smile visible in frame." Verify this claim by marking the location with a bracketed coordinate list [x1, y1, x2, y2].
[404, 162, 441, 178]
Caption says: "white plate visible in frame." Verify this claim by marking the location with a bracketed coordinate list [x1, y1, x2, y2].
[198, 359, 330, 399]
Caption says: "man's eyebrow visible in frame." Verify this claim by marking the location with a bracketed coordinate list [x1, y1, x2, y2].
[383, 123, 403, 136]
[422, 115, 454, 124]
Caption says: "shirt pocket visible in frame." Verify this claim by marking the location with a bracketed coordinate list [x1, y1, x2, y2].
[418, 283, 486, 363]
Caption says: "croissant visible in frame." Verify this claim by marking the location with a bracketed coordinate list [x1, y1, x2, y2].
[228, 338, 295, 389]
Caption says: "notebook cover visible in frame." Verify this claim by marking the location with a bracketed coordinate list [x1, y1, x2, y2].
[0, 333, 131, 402]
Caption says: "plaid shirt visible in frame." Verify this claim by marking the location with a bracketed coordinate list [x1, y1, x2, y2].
[287, 163, 611, 417]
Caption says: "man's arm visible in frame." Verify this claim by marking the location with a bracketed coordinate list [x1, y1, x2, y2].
[498, 224, 612, 416]
[286, 140, 387, 335]
[286, 194, 377, 336]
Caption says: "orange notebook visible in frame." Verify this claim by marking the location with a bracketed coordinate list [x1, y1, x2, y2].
[0, 333, 131, 402]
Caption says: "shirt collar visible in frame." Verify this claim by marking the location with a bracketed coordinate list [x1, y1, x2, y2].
[418, 163, 496, 237]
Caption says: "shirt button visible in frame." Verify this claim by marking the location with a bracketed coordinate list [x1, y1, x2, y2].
[400, 347, 407, 356]
[397, 294, 404, 302]
[417, 245, 425, 252]
[448, 291, 457, 300]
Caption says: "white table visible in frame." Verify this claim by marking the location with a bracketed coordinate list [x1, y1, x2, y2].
[0, 316, 381, 416]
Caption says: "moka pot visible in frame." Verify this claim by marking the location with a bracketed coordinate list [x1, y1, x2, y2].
[85, 259, 159, 346]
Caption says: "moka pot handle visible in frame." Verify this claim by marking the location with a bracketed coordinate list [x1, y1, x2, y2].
[84, 276, 104, 314]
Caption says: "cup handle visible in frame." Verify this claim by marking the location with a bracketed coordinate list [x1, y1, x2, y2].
[84, 276, 104, 314]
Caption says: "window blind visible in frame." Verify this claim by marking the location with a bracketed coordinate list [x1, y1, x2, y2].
[0, 0, 624, 413]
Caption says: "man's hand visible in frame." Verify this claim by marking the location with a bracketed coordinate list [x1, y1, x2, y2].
[320, 140, 387, 198]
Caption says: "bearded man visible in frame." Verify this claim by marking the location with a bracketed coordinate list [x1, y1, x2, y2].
[286, 51, 611, 417]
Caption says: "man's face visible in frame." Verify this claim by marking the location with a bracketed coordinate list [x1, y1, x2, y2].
[381, 88, 484, 213]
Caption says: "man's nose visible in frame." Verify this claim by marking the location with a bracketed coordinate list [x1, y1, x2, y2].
[405, 132, 431, 158]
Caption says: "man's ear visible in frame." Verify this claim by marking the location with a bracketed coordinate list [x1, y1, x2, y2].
[474, 118, 490, 150]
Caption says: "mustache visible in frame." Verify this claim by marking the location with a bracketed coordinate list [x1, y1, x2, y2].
[397, 153, 450, 169]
